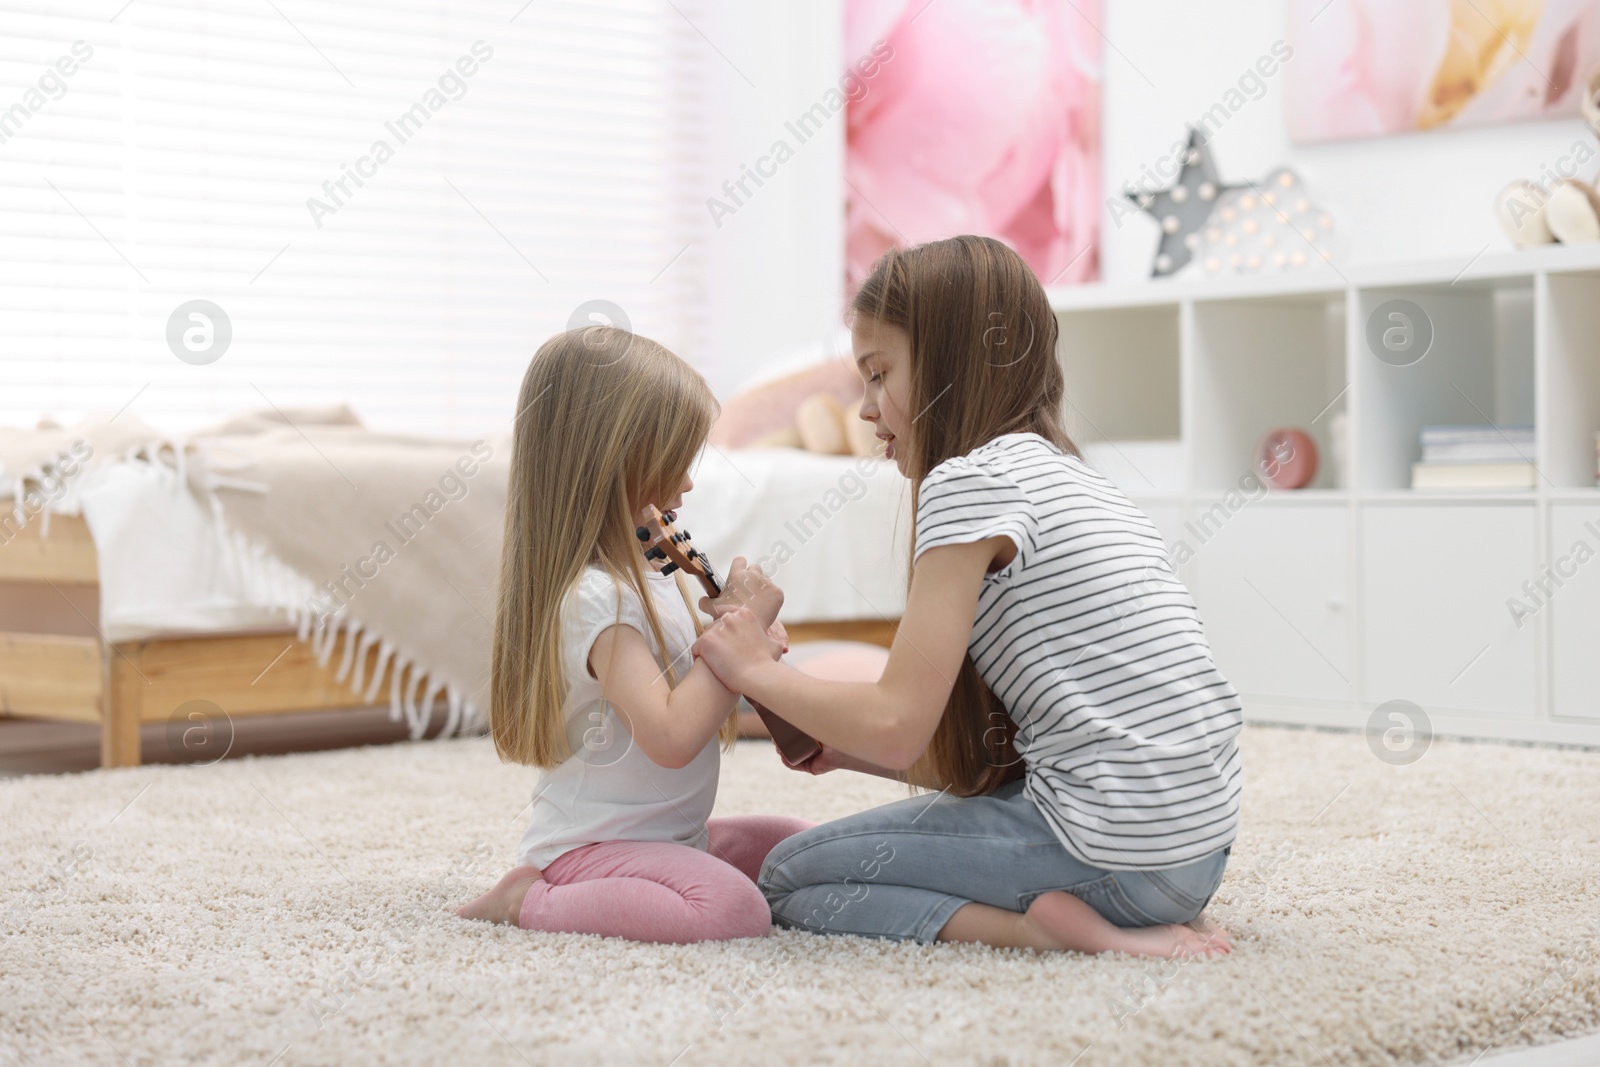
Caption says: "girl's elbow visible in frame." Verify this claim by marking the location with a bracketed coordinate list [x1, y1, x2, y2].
[634, 734, 695, 770]
[657, 741, 701, 770]
[873, 711, 933, 771]
[877, 746, 920, 773]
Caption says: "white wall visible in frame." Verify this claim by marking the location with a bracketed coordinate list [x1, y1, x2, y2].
[697, 0, 846, 398]
[1100, 0, 1596, 281]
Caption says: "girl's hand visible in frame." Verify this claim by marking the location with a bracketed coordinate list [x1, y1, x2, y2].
[699, 557, 784, 628]
[692, 606, 773, 691]
[790, 743, 843, 775]
[767, 618, 789, 657]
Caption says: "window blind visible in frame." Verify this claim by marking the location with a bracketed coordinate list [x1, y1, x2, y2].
[0, 0, 708, 436]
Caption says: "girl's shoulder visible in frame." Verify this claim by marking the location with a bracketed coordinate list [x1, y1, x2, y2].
[573, 564, 616, 595]
[561, 567, 657, 657]
[569, 565, 639, 614]
[925, 432, 1083, 483]
[569, 564, 681, 623]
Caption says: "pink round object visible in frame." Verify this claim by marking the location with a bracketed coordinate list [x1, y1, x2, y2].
[1257, 428, 1319, 489]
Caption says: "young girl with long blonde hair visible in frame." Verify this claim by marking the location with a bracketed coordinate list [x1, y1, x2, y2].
[457, 326, 811, 942]
[693, 235, 1240, 958]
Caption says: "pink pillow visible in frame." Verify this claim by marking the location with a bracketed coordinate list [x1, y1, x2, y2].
[710, 361, 864, 450]
[785, 640, 889, 682]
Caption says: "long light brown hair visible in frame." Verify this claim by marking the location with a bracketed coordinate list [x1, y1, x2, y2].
[491, 326, 738, 767]
[852, 235, 1080, 797]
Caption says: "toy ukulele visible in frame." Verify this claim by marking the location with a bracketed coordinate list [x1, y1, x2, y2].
[636, 506, 821, 767]
[636, 504, 723, 597]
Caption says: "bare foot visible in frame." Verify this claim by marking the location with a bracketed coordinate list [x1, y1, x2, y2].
[1019, 891, 1231, 958]
[456, 865, 543, 925]
[1187, 913, 1232, 952]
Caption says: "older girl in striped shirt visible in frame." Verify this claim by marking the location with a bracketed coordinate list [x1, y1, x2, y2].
[694, 235, 1239, 957]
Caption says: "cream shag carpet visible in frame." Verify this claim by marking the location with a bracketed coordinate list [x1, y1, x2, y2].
[3, 725, 1599, 1067]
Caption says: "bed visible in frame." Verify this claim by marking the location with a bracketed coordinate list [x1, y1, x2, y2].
[0, 434, 907, 767]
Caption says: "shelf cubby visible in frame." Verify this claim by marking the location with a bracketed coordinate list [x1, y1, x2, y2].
[1353, 279, 1535, 492]
[1188, 291, 1346, 492]
[1055, 305, 1181, 443]
[1541, 271, 1600, 488]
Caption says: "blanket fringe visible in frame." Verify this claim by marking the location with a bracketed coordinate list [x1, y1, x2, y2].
[335, 620, 362, 684]
[5, 434, 182, 534]
[445, 689, 464, 739]
[404, 665, 427, 739]
[369, 640, 396, 708]
[157, 442, 483, 739]
[420, 676, 446, 738]
[351, 628, 380, 695]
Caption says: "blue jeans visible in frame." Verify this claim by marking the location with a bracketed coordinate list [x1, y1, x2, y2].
[759, 779, 1231, 943]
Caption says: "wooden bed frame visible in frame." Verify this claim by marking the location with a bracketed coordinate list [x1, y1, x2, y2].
[0, 513, 897, 768]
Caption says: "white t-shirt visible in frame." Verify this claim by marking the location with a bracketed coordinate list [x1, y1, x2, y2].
[915, 433, 1242, 870]
[517, 566, 720, 869]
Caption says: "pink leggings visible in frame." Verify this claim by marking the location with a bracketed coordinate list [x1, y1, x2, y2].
[518, 815, 816, 943]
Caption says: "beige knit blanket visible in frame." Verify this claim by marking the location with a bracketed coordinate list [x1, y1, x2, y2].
[2, 408, 508, 738]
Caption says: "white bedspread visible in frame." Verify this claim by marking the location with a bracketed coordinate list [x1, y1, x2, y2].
[76, 447, 912, 643]
[686, 447, 913, 621]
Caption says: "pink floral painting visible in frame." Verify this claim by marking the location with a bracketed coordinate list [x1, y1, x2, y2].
[1289, 0, 1600, 142]
[844, 0, 1102, 288]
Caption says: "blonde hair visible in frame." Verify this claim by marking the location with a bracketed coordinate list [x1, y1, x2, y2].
[852, 235, 1080, 797]
[491, 326, 738, 767]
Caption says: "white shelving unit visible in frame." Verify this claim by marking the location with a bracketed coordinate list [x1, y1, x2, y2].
[1050, 243, 1600, 747]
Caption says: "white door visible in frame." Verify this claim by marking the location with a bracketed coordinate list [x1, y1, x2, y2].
[1361, 504, 1537, 717]
[1188, 502, 1351, 706]
[1549, 505, 1600, 721]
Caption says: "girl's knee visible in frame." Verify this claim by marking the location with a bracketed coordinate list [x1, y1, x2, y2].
[757, 832, 807, 895]
[717, 881, 775, 940]
[756, 821, 858, 895]
[776, 815, 818, 836]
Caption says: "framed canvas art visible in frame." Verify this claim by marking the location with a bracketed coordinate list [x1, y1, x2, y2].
[844, 0, 1103, 286]
[1288, 0, 1600, 142]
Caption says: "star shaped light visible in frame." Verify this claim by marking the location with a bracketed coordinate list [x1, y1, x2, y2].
[1127, 128, 1245, 278]
[1193, 169, 1338, 276]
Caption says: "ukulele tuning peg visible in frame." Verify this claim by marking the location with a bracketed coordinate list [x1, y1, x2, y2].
[662, 509, 676, 522]
[661, 562, 679, 576]
[635, 526, 650, 541]
[645, 546, 666, 561]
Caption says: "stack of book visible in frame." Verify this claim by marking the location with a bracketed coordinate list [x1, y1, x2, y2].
[1411, 425, 1536, 489]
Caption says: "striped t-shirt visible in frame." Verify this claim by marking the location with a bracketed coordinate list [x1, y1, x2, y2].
[915, 432, 1242, 870]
